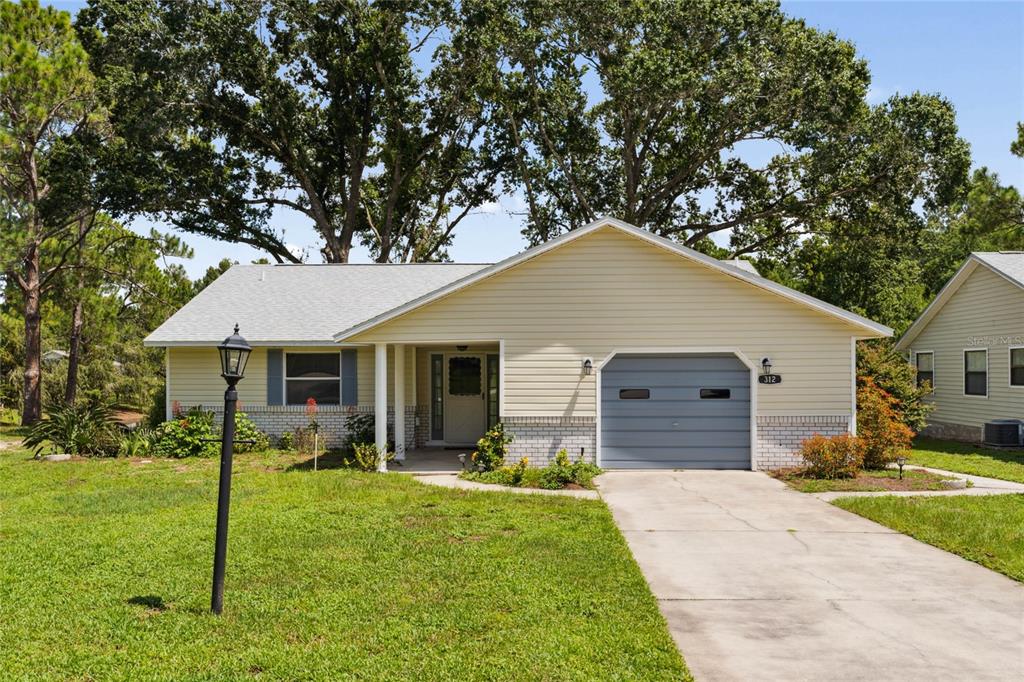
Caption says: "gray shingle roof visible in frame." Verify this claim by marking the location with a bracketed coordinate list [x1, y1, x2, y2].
[144, 263, 490, 346]
[974, 252, 1024, 287]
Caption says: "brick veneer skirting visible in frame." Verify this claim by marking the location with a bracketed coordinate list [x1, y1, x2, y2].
[502, 416, 597, 466]
[755, 415, 852, 470]
[920, 420, 983, 443]
[182, 404, 420, 452]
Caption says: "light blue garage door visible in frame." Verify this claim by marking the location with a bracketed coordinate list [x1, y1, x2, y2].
[600, 353, 751, 469]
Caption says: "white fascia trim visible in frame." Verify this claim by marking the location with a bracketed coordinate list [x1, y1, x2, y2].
[334, 216, 892, 341]
[144, 339, 367, 348]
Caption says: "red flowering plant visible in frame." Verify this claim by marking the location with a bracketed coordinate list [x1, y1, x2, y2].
[305, 397, 319, 433]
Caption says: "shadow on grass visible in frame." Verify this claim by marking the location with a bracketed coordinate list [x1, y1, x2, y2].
[914, 437, 1024, 464]
[127, 595, 167, 611]
[284, 451, 353, 472]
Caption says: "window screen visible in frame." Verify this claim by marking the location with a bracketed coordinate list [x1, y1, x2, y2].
[964, 350, 987, 396]
[1012, 348, 1024, 387]
[915, 352, 934, 388]
[619, 389, 650, 399]
[285, 353, 340, 405]
[699, 388, 731, 399]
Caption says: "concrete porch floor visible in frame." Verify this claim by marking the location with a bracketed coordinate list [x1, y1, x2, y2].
[391, 447, 470, 474]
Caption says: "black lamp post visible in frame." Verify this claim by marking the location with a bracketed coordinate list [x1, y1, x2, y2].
[211, 324, 251, 615]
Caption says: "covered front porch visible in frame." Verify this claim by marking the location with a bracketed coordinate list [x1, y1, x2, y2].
[369, 341, 500, 471]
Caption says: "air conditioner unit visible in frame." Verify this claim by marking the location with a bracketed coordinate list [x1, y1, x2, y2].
[983, 419, 1023, 447]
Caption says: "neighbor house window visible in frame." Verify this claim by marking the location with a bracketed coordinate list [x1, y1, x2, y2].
[964, 349, 987, 397]
[285, 353, 340, 405]
[915, 352, 934, 388]
[1011, 348, 1024, 387]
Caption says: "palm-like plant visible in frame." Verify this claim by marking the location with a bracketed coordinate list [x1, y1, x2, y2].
[23, 401, 119, 458]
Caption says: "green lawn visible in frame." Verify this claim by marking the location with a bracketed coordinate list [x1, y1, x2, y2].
[0, 448, 688, 681]
[909, 437, 1024, 483]
[834, 494, 1024, 582]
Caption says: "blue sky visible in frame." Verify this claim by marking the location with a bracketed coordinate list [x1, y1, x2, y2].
[47, 0, 1024, 276]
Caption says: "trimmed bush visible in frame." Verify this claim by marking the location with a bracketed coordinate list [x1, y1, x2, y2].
[858, 377, 914, 469]
[799, 433, 865, 479]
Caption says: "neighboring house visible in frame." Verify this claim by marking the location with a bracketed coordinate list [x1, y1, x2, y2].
[145, 217, 891, 470]
[896, 252, 1024, 442]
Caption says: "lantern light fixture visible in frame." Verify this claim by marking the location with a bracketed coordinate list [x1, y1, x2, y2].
[218, 324, 252, 383]
[760, 357, 772, 376]
[582, 358, 594, 376]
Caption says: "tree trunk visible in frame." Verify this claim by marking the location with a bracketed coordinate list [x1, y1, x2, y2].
[64, 298, 84, 405]
[64, 217, 88, 405]
[21, 244, 43, 425]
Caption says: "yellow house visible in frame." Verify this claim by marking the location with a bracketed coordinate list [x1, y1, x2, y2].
[145, 218, 891, 470]
[896, 252, 1024, 444]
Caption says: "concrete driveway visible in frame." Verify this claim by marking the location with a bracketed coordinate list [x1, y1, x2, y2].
[599, 471, 1024, 682]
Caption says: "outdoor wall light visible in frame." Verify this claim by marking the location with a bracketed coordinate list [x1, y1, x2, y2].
[760, 357, 772, 376]
[582, 358, 594, 375]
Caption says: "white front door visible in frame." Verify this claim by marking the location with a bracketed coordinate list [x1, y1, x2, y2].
[444, 354, 486, 445]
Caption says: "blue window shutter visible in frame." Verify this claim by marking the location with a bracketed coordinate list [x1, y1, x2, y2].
[342, 349, 358, 405]
[267, 349, 283, 405]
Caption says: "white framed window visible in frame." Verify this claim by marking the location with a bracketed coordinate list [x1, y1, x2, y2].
[1011, 347, 1024, 388]
[963, 349, 988, 397]
[285, 352, 341, 405]
[914, 351, 934, 388]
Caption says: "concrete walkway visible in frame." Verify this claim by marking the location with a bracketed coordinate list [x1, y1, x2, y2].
[812, 466, 1024, 502]
[598, 470, 1024, 682]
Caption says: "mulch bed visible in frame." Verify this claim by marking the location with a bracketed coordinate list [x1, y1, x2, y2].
[770, 467, 957, 493]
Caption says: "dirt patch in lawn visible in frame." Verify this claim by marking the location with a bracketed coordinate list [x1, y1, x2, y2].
[771, 467, 961, 493]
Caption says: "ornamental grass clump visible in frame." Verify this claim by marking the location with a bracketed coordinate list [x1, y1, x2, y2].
[799, 433, 865, 479]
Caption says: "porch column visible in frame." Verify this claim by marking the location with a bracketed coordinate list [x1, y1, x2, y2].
[394, 343, 405, 461]
[375, 343, 388, 472]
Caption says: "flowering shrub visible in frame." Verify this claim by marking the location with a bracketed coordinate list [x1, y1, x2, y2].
[471, 422, 513, 472]
[799, 433, 865, 479]
[153, 408, 217, 458]
[857, 377, 914, 469]
[538, 449, 602, 489]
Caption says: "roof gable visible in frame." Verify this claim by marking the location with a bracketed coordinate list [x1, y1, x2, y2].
[335, 217, 892, 340]
[896, 252, 1024, 350]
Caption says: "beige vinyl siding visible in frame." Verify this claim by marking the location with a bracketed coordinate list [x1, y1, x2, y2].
[168, 345, 416, 409]
[909, 265, 1024, 428]
[168, 347, 269, 408]
[348, 226, 865, 418]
